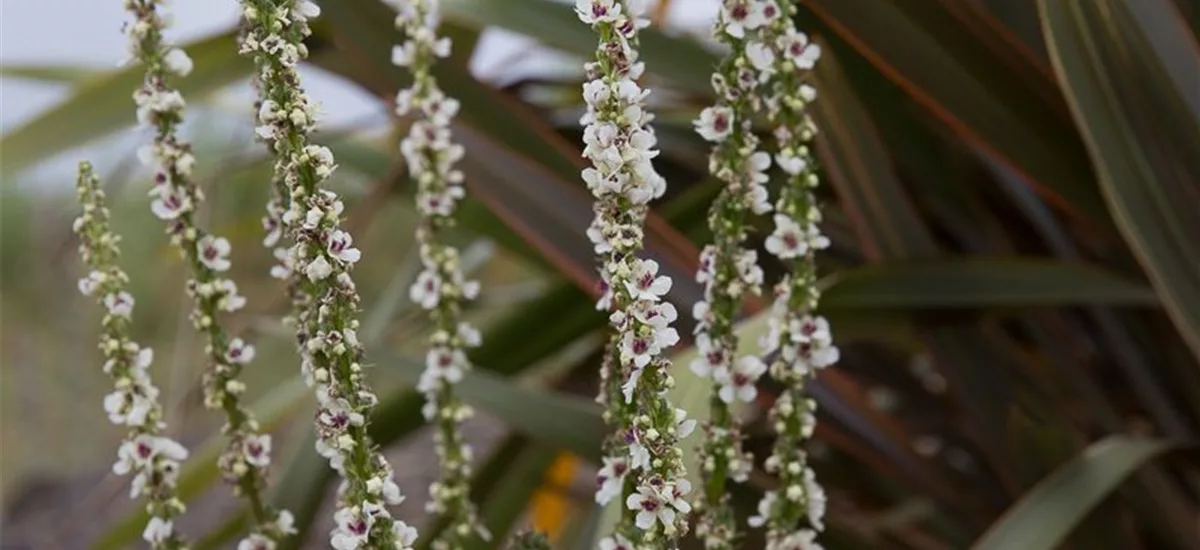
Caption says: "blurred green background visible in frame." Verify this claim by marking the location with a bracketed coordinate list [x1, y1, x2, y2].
[1, 0, 1198, 549]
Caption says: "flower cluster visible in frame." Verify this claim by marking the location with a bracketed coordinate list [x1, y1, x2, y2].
[73, 161, 190, 549]
[239, 2, 418, 549]
[575, 0, 694, 545]
[389, 0, 488, 547]
[687, 1, 786, 546]
[122, 2, 293, 546]
[752, 2, 836, 548]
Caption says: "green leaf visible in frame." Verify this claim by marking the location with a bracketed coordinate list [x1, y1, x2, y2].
[970, 436, 1182, 550]
[822, 259, 1158, 309]
[810, 49, 939, 260]
[800, 0, 1111, 227]
[468, 444, 560, 550]
[0, 30, 275, 180]
[382, 352, 605, 464]
[0, 63, 105, 84]
[1039, 0, 1200, 364]
[441, 0, 715, 94]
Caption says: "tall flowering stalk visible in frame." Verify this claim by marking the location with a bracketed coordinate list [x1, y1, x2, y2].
[122, 2, 294, 546]
[688, 1, 783, 547]
[748, 3, 836, 549]
[239, 2, 418, 549]
[73, 161, 190, 549]
[575, 1, 695, 547]
[390, 0, 488, 547]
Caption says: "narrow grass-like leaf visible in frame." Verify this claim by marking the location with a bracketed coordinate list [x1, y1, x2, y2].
[0, 30, 288, 179]
[0, 64, 104, 84]
[970, 437, 1183, 550]
[800, 0, 1109, 226]
[1039, 0, 1200, 364]
[823, 259, 1158, 309]
[382, 353, 605, 463]
[440, 0, 715, 95]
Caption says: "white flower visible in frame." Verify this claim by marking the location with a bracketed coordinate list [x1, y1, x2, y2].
[800, 84, 818, 102]
[724, 0, 769, 38]
[736, 248, 765, 289]
[748, 490, 777, 527]
[595, 456, 629, 505]
[392, 521, 419, 548]
[457, 322, 481, 347]
[164, 48, 193, 77]
[575, 0, 621, 24]
[715, 355, 766, 403]
[772, 530, 823, 550]
[803, 466, 827, 530]
[674, 407, 697, 438]
[113, 434, 189, 477]
[598, 534, 634, 550]
[689, 333, 726, 378]
[275, 510, 298, 535]
[766, 215, 807, 259]
[237, 533, 273, 550]
[778, 30, 821, 70]
[331, 505, 374, 550]
[150, 187, 190, 219]
[78, 270, 106, 296]
[775, 150, 808, 175]
[746, 40, 776, 73]
[326, 229, 361, 264]
[216, 279, 248, 312]
[695, 106, 734, 142]
[243, 433, 272, 468]
[305, 255, 333, 281]
[624, 258, 672, 302]
[425, 346, 466, 384]
[626, 484, 674, 530]
[791, 315, 839, 371]
[294, 0, 321, 19]
[197, 235, 233, 271]
[409, 270, 441, 310]
[143, 516, 174, 544]
[104, 291, 135, 318]
[104, 385, 158, 427]
[582, 79, 610, 106]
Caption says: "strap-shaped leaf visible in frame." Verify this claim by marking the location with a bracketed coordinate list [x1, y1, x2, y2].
[0, 30, 272, 180]
[1039, 0, 1200, 364]
[823, 259, 1158, 309]
[970, 436, 1183, 550]
[800, 0, 1110, 227]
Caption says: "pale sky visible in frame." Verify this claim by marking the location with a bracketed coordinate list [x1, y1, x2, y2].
[0, 0, 717, 185]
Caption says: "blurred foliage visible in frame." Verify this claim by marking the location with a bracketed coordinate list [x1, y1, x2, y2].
[2, 0, 1198, 549]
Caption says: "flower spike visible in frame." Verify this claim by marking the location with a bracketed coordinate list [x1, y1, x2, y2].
[122, 1, 292, 546]
[576, 0, 694, 546]
[751, 2, 837, 548]
[239, 2, 419, 549]
[389, 0, 489, 547]
[73, 161, 191, 549]
[688, 1, 782, 546]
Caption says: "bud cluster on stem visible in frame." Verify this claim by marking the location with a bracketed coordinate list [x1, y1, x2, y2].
[388, 0, 489, 547]
[688, 1, 788, 546]
[73, 161, 191, 549]
[575, 1, 696, 547]
[748, 2, 836, 549]
[238, 2, 418, 549]
[121, 2, 294, 547]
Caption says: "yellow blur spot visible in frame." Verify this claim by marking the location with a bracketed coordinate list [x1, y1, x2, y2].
[528, 451, 580, 542]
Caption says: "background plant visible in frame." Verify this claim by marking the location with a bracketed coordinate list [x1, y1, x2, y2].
[2, 0, 1198, 549]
